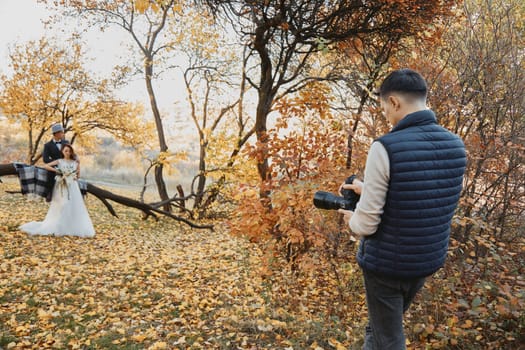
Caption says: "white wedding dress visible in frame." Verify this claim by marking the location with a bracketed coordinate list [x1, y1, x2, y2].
[19, 159, 95, 237]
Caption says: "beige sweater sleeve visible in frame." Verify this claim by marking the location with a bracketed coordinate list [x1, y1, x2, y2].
[349, 141, 390, 236]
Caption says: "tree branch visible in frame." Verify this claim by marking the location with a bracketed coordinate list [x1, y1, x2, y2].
[0, 163, 213, 230]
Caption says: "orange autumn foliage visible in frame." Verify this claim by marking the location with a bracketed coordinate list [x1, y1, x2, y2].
[229, 83, 356, 268]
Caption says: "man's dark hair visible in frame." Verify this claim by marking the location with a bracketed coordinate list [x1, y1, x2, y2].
[379, 68, 428, 101]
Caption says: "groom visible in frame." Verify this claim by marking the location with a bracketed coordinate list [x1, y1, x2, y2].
[43, 123, 69, 164]
[42, 123, 69, 201]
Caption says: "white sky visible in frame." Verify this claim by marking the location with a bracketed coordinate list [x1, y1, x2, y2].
[0, 0, 46, 64]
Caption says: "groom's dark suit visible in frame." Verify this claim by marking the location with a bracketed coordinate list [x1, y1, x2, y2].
[42, 138, 69, 201]
[43, 139, 69, 164]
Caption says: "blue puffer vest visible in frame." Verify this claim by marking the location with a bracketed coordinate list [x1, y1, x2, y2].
[357, 110, 466, 279]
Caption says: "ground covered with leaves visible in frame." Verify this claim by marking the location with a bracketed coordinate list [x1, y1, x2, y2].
[0, 180, 367, 349]
[1, 179, 524, 349]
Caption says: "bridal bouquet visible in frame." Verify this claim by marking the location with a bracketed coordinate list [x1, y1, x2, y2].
[55, 164, 77, 199]
[55, 168, 77, 178]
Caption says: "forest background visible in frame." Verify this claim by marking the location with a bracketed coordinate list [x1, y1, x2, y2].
[0, 0, 524, 349]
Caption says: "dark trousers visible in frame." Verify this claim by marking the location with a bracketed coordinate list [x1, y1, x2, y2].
[45, 171, 56, 202]
[362, 269, 426, 350]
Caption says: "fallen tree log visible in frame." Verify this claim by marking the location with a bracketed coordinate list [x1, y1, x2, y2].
[0, 163, 213, 230]
[0, 163, 16, 176]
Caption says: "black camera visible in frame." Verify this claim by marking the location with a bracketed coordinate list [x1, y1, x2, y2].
[313, 175, 360, 211]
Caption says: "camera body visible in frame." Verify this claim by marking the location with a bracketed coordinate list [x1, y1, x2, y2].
[313, 175, 360, 211]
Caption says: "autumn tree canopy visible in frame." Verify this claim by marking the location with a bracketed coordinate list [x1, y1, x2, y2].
[0, 38, 148, 165]
[202, 0, 462, 201]
[175, 8, 255, 213]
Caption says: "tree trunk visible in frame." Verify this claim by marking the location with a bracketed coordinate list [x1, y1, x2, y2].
[194, 144, 207, 209]
[0, 164, 16, 176]
[144, 57, 171, 212]
[254, 28, 275, 203]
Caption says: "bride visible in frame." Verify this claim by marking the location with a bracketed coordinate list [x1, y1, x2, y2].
[19, 144, 95, 237]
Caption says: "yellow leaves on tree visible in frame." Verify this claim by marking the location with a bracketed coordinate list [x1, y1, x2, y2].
[170, 6, 218, 59]
[153, 150, 188, 177]
[133, 0, 184, 15]
[133, 0, 151, 13]
[0, 38, 151, 163]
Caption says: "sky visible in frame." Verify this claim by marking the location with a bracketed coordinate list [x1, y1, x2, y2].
[0, 0, 65, 73]
[0, 0, 188, 131]
[0, 0, 47, 45]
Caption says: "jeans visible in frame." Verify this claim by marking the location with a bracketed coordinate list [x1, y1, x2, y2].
[362, 269, 426, 350]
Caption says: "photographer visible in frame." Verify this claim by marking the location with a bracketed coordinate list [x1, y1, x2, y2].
[338, 69, 466, 349]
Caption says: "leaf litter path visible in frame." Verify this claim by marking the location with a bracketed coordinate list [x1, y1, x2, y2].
[0, 180, 279, 349]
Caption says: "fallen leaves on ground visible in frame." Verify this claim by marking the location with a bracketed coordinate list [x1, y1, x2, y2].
[0, 179, 365, 349]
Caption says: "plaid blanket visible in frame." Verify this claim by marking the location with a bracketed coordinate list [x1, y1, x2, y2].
[14, 163, 87, 198]
[15, 163, 52, 198]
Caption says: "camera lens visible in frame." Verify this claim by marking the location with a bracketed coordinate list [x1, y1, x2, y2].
[313, 191, 347, 210]
[313, 175, 360, 211]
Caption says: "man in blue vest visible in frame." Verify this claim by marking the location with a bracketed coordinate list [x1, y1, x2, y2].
[339, 69, 466, 349]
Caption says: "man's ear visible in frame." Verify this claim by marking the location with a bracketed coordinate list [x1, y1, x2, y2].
[389, 95, 401, 111]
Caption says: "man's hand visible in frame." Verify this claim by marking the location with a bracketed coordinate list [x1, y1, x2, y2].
[338, 178, 363, 196]
[338, 208, 353, 224]
[338, 208, 359, 241]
